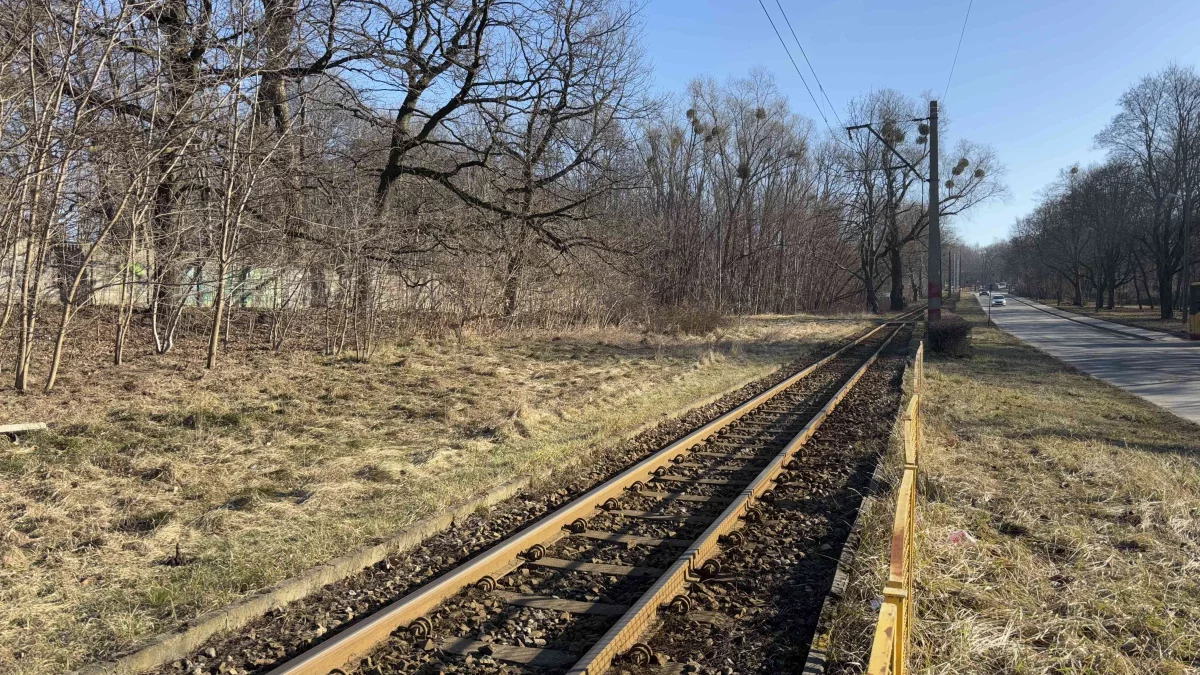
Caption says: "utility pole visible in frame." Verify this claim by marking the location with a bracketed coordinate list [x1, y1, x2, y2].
[927, 100, 941, 321]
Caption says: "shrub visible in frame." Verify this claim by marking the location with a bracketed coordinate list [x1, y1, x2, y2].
[644, 306, 728, 336]
[928, 312, 972, 356]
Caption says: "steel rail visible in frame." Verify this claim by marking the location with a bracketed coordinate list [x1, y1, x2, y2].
[564, 323, 904, 674]
[265, 314, 917, 675]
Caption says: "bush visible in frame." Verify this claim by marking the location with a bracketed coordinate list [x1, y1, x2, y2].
[643, 306, 728, 336]
[928, 312, 972, 356]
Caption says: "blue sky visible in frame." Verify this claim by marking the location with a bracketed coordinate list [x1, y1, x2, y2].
[639, 0, 1200, 245]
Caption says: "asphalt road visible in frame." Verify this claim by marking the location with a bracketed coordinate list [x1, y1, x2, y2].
[977, 294, 1200, 425]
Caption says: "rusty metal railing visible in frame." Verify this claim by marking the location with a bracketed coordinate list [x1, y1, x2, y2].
[867, 341, 923, 675]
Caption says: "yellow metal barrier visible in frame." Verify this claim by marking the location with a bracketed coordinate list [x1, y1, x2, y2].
[867, 341, 923, 675]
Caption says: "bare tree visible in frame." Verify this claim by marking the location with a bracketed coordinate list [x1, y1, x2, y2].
[1097, 64, 1200, 319]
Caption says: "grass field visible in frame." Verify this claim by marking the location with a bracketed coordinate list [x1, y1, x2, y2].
[911, 300, 1200, 674]
[0, 314, 871, 674]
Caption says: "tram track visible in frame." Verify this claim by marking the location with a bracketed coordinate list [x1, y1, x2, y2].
[248, 313, 918, 675]
[137, 312, 919, 675]
[631, 330, 914, 674]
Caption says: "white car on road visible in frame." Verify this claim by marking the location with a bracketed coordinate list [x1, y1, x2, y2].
[991, 294, 1007, 306]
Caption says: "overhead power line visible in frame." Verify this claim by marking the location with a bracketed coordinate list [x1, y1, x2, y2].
[755, 0, 838, 139]
[943, 0, 974, 104]
[773, 0, 843, 128]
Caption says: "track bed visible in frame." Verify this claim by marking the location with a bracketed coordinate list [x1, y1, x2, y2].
[147, 318, 917, 675]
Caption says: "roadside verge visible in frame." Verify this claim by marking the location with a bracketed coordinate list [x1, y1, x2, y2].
[911, 298, 1200, 673]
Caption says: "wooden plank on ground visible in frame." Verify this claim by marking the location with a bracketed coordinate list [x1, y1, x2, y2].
[0, 423, 47, 435]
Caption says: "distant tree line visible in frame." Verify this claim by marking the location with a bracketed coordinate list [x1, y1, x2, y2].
[984, 64, 1200, 319]
[0, 0, 1003, 392]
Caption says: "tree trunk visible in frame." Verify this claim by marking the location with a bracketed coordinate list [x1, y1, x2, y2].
[888, 246, 905, 311]
[114, 319, 128, 365]
[1159, 267, 1174, 320]
[44, 303, 74, 392]
[1138, 261, 1155, 308]
[207, 266, 228, 369]
[863, 269, 880, 314]
[1071, 274, 1083, 306]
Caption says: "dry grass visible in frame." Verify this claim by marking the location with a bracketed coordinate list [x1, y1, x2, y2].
[912, 298, 1200, 674]
[1035, 301, 1188, 338]
[0, 313, 869, 674]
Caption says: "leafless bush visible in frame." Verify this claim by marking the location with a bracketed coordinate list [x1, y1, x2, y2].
[928, 313, 972, 356]
[642, 307, 729, 336]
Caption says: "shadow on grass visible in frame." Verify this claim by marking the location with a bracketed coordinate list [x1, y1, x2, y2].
[1003, 425, 1197, 459]
[505, 334, 840, 368]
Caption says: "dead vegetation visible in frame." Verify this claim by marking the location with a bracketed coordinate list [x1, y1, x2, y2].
[909, 300, 1200, 674]
[824, 297, 1200, 674]
[0, 314, 868, 674]
[926, 312, 972, 356]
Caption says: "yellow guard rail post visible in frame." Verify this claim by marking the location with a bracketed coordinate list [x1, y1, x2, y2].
[867, 341, 923, 675]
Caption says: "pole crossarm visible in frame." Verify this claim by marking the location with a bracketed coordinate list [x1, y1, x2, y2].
[844, 123, 927, 182]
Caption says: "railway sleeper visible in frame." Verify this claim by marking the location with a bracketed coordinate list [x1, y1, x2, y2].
[526, 556, 664, 577]
[576, 530, 692, 547]
[437, 638, 577, 668]
[732, 418, 807, 429]
[671, 461, 765, 471]
[494, 590, 630, 616]
[755, 404, 817, 414]
[636, 490, 735, 504]
[705, 439, 775, 451]
[718, 431, 795, 442]
[653, 475, 753, 486]
[607, 510, 716, 524]
[689, 450, 774, 461]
